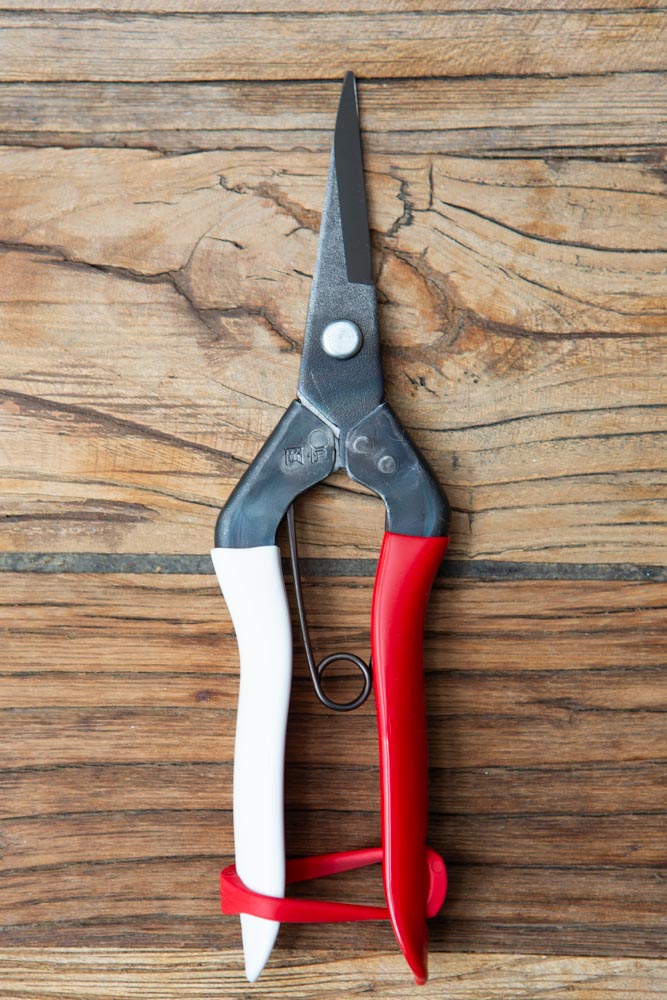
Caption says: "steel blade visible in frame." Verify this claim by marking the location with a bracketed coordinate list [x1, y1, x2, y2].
[335, 71, 372, 285]
[298, 73, 383, 436]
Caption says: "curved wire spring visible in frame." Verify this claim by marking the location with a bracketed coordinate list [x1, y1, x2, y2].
[286, 504, 372, 712]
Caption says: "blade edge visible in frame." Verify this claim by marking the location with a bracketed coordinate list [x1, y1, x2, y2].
[334, 71, 373, 286]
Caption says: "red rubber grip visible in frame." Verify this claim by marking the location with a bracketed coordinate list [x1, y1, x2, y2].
[371, 531, 449, 985]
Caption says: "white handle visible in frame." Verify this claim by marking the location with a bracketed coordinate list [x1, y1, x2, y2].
[211, 545, 292, 983]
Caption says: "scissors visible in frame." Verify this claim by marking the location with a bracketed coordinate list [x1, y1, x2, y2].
[211, 72, 449, 985]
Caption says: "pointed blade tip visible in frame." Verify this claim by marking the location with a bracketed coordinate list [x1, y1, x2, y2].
[333, 72, 371, 286]
[338, 71, 358, 117]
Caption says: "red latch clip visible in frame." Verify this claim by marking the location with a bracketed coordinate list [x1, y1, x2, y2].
[221, 845, 447, 926]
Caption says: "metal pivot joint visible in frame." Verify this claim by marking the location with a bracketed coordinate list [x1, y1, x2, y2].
[321, 319, 363, 359]
[346, 404, 448, 538]
[215, 396, 448, 712]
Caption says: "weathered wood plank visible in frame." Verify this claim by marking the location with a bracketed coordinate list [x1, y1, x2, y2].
[0, 148, 665, 562]
[2, 662, 665, 713]
[2, 760, 664, 818]
[2, 806, 665, 871]
[1, 703, 663, 770]
[0, 949, 664, 1000]
[0, 11, 665, 82]
[3, 574, 666, 674]
[2, 859, 664, 962]
[1, 856, 666, 955]
[1, 75, 665, 156]
[1, 0, 661, 11]
[1, 862, 665, 956]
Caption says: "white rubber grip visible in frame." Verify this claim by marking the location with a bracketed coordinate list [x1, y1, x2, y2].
[211, 545, 292, 983]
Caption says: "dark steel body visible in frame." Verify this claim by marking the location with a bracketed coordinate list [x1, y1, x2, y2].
[215, 73, 448, 550]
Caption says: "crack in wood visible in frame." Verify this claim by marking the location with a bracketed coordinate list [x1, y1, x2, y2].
[0, 388, 245, 471]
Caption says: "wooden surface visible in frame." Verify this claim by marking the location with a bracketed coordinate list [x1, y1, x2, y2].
[0, 951, 665, 1000]
[0, 3, 666, 998]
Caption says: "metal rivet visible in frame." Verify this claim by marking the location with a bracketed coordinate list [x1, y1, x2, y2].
[351, 435, 371, 454]
[321, 320, 363, 360]
[309, 428, 329, 448]
[378, 455, 398, 475]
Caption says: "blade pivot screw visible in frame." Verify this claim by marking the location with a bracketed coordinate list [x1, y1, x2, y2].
[321, 320, 363, 359]
[378, 455, 398, 475]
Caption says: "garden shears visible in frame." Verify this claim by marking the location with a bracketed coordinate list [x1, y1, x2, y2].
[211, 72, 449, 985]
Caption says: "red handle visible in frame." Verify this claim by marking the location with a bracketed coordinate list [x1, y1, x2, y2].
[371, 531, 449, 985]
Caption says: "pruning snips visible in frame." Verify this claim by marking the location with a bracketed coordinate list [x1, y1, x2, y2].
[211, 73, 450, 985]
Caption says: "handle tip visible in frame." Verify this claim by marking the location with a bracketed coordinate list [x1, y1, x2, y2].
[410, 950, 428, 986]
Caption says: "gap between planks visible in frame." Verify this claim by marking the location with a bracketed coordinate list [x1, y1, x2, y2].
[0, 552, 665, 581]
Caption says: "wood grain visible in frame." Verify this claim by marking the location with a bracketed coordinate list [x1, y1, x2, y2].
[0, 950, 664, 1000]
[0, 148, 665, 562]
[1, 573, 664, 956]
[2, 1, 663, 10]
[2, 75, 666, 156]
[1, 10, 665, 82]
